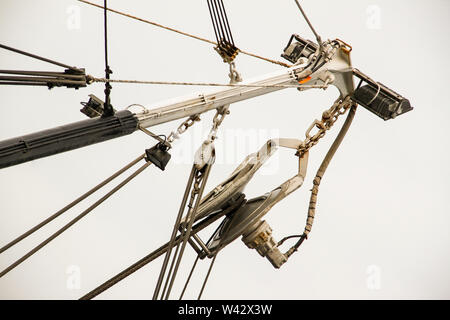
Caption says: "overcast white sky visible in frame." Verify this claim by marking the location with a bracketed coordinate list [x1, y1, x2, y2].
[0, 0, 449, 299]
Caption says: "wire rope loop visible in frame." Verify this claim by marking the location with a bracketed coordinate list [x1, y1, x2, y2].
[367, 82, 381, 106]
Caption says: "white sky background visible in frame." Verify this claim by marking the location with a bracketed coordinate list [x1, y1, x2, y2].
[0, 0, 449, 299]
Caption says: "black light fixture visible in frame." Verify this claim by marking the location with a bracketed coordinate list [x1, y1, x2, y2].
[281, 34, 318, 64]
[352, 69, 413, 120]
[145, 143, 171, 171]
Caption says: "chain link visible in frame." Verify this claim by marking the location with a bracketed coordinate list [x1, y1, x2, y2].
[207, 62, 241, 141]
[187, 169, 205, 212]
[168, 63, 241, 145]
[297, 96, 353, 156]
[167, 114, 201, 143]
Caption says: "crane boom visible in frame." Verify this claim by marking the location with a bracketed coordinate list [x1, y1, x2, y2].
[0, 37, 411, 170]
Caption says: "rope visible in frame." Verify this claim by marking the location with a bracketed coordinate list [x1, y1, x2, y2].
[77, 0, 290, 68]
[102, 0, 113, 116]
[90, 77, 326, 89]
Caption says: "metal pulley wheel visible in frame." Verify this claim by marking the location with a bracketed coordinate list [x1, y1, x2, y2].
[193, 139, 279, 222]
[197, 138, 309, 268]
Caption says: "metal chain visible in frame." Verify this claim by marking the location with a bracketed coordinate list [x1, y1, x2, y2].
[167, 62, 241, 145]
[207, 62, 241, 141]
[208, 104, 229, 142]
[285, 101, 357, 259]
[167, 114, 201, 144]
[297, 95, 352, 156]
[184, 169, 207, 216]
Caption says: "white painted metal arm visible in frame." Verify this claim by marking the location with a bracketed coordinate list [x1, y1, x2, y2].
[135, 41, 354, 129]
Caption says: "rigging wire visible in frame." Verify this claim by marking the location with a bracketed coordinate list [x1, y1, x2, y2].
[197, 254, 217, 300]
[152, 167, 196, 300]
[160, 237, 183, 299]
[0, 44, 87, 88]
[0, 0, 353, 300]
[293, 0, 322, 45]
[0, 157, 152, 279]
[157, 164, 213, 300]
[79, 193, 246, 300]
[179, 256, 200, 300]
[89, 76, 326, 89]
[293, 0, 324, 72]
[0, 43, 76, 70]
[138, 126, 169, 147]
[76, 0, 290, 68]
[207, 0, 238, 63]
[217, 0, 235, 45]
[0, 154, 145, 255]
[209, 1, 228, 45]
[178, 220, 220, 300]
[158, 50, 237, 298]
[102, 0, 114, 116]
[207, 1, 220, 45]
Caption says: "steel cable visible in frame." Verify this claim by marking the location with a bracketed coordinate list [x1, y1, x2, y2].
[77, 0, 290, 68]
[152, 167, 196, 299]
[79, 195, 246, 300]
[0, 159, 152, 279]
[0, 154, 144, 255]
[197, 254, 217, 300]
[90, 77, 326, 89]
[163, 164, 213, 300]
